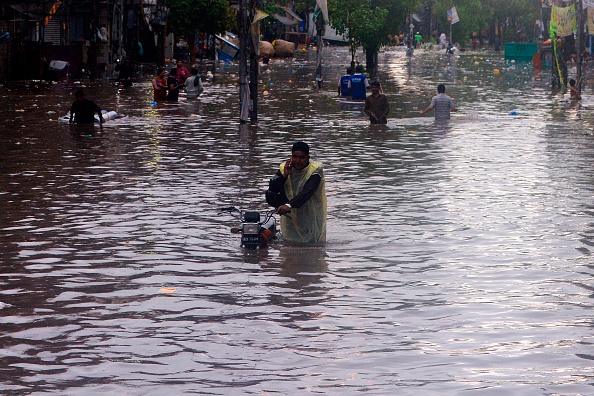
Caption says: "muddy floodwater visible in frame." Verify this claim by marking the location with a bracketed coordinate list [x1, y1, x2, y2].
[1, 45, 594, 395]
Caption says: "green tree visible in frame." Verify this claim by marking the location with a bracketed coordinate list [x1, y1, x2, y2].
[165, 0, 233, 62]
[432, 0, 541, 47]
[329, 0, 388, 73]
[329, 0, 419, 76]
[433, 0, 491, 47]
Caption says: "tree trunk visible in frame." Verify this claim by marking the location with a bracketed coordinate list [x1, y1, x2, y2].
[365, 47, 378, 79]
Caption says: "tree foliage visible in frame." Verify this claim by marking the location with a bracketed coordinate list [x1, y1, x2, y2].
[165, 0, 233, 38]
[329, 0, 418, 73]
[432, 0, 541, 45]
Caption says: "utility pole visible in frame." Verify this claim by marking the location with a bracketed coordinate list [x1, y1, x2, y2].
[238, 0, 250, 123]
[576, 0, 583, 98]
[249, 1, 260, 124]
[315, 11, 325, 88]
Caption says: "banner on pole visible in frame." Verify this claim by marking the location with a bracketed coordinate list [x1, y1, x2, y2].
[448, 7, 460, 25]
[588, 7, 594, 34]
[550, 5, 576, 37]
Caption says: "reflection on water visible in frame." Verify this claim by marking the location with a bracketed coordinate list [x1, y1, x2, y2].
[1, 46, 594, 394]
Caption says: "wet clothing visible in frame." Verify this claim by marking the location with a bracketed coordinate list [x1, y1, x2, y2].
[350, 73, 369, 100]
[185, 75, 204, 99]
[430, 93, 455, 120]
[153, 76, 167, 101]
[266, 161, 327, 243]
[166, 76, 180, 102]
[177, 66, 190, 85]
[364, 93, 389, 124]
[69, 98, 102, 124]
[339, 74, 352, 96]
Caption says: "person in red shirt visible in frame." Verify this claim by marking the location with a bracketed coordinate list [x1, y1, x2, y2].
[152, 68, 167, 101]
[176, 60, 190, 85]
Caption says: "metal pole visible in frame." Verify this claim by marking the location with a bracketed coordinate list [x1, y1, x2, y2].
[239, 0, 250, 122]
[315, 13, 325, 88]
[249, 0, 259, 123]
[576, 0, 583, 98]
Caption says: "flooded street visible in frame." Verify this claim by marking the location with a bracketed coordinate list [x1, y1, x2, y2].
[1, 46, 594, 395]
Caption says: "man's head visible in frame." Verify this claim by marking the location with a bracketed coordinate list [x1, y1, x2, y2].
[157, 67, 166, 77]
[371, 81, 381, 93]
[346, 67, 352, 74]
[176, 60, 183, 68]
[170, 68, 177, 76]
[75, 89, 85, 100]
[355, 65, 364, 73]
[190, 67, 198, 76]
[437, 84, 446, 93]
[291, 141, 310, 170]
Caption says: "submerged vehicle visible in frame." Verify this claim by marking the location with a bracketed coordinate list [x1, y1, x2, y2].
[219, 207, 278, 249]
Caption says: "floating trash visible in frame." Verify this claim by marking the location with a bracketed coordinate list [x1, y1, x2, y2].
[160, 287, 176, 293]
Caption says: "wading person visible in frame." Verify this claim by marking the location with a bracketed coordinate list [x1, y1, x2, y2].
[184, 68, 204, 99]
[266, 142, 327, 243]
[420, 83, 457, 120]
[166, 68, 181, 102]
[69, 89, 103, 124]
[115, 57, 134, 87]
[338, 67, 352, 97]
[152, 68, 167, 101]
[176, 59, 190, 85]
[364, 81, 389, 124]
[350, 65, 369, 100]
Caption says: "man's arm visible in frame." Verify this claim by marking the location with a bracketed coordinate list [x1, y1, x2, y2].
[420, 98, 435, 114]
[94, 103, 104, 124]
[377, 96, 389, 119]
[450, 99, 458, 112]
[289, 174, 321, 208]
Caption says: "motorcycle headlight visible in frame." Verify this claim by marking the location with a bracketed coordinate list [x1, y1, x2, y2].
[242, 223, 260, 235]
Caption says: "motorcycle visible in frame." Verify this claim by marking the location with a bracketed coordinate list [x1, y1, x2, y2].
[218, 206, 278, 249]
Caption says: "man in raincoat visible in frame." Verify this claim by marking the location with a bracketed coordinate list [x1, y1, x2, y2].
[266, 142, 327, 243]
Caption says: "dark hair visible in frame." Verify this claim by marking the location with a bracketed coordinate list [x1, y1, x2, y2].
[157, 67, 165, 74]
[569, 79, 576, 86]
[75, 89, 84, 98]
[355, 65, 364, 73]
[437, 84, 446, 93]
[371, 81, 381, 87]
[190, 68, 198, 75]
[169, 68, 177, 75]
[347, 67, 352, 74]
[292, 141, 309, 155]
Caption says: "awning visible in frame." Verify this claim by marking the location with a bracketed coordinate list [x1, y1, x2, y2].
[273, 14, 298, 26]
[283, 7, 303, 22]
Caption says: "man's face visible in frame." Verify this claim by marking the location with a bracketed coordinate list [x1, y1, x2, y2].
[159, 70, 166, 78]
[177, 61, 182, 68]
[371, 85, 380, 94]
[291, 150, 309, 170]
